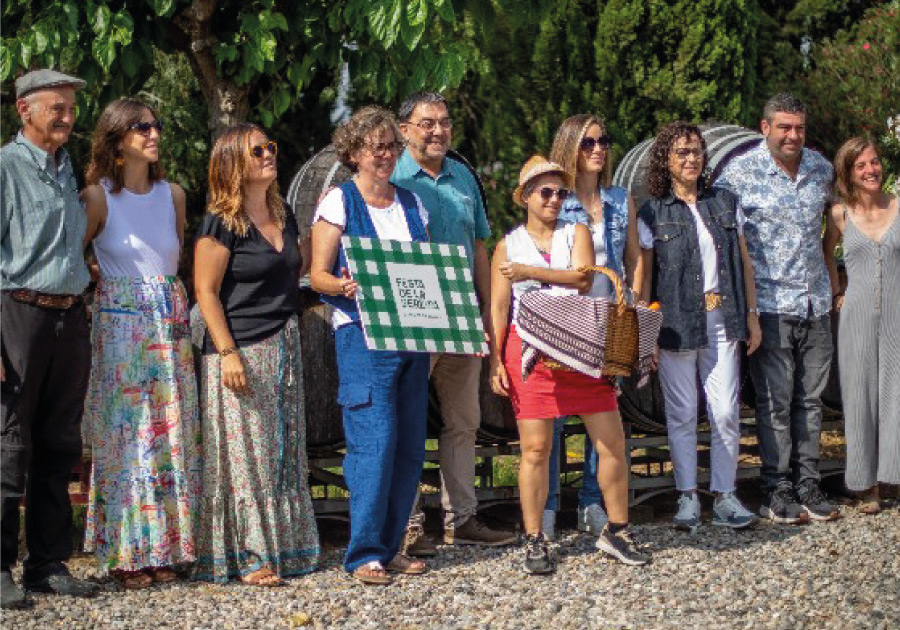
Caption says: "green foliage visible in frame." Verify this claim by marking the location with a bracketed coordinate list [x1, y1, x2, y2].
[801, 2, 900, 179]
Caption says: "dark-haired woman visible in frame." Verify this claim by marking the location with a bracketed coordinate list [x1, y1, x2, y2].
[82, 99, 201, 588]
[310, 106, 431, 585]
[193, 124, 319, 586]
[637, 122, 761, 532]
[824, 137, 899, 514]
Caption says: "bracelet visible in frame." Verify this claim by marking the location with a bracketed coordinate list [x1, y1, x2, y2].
[748, 308, 760, 315]
[219, 346, 238, 357]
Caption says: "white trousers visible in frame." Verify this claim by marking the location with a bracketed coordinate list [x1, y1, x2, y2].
[659, 309, 742, 493]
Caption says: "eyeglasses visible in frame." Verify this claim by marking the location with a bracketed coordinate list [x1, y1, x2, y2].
[672, 147, 704, 161]
[250, 141, 278, 158]
[128, 120, 164, 135]
[579, 136, 611, 152]
[409, 118, 453, 132]
[364, 141, 403, 157]
[535, 187, 570, 202]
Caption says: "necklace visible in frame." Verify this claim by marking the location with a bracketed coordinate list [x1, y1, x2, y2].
[526, 229, 552, 255]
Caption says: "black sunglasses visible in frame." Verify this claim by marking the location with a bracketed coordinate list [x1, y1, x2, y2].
[250, 141, 278, 158]
[579, 136, 612, 152]
[128, 120, 164, 135]
[536, 187, 570, 201]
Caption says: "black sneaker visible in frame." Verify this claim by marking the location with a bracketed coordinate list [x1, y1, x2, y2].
[760, 482, 809, 524]
[595, 525, 651, 566]
[796, 480, 840, 521]
[1, 571, 32, 610]
[22, 563, 97, 598]
[522, 533, 555, 575]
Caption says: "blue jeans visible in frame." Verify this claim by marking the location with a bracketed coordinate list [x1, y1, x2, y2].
[335, 323, 429, 572]
[545, 417, 602, 511]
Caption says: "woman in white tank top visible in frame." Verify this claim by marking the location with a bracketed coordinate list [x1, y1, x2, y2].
[489, 156, 650, 575]
[81, 99, 200, 589]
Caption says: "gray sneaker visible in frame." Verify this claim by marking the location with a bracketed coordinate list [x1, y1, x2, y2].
[401, 523, 437, 557]
[712, 492, 758, 529]
[672, 491, 701, 532]
[595, 525, 651, 566]
[444, 517, 516, 546]
[576, 503, 608, 534]
[523, 533, 555, 575]
[1, 571, 31, 610]
[541, 510, 557, 542]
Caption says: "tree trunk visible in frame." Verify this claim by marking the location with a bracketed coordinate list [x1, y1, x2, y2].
[173, 0, 249, 137]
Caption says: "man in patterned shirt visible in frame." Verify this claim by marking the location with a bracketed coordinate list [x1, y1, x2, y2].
[1, 70, 97, 608]
[717, 93, 840, 525]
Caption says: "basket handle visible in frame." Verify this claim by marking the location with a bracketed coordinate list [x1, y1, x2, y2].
[577, 265, 628, 314]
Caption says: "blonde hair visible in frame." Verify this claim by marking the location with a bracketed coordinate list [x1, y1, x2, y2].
[833, 136, 878, 207]
[207, 123, 284, 237]
[549, 114, 612, 188]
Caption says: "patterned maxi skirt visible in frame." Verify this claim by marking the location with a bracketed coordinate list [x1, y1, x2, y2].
[83, 276, 201, 572]
[193, 316, 320, 582]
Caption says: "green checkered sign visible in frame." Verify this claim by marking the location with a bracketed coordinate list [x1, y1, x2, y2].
[342, 236, 488, 354]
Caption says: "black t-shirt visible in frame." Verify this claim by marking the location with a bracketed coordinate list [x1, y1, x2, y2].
[197, 204, 302, 353]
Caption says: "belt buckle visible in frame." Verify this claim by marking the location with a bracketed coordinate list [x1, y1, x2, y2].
[704, 293, 722, 312]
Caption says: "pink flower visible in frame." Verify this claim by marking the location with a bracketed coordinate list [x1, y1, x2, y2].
[862, 42, 871, 50]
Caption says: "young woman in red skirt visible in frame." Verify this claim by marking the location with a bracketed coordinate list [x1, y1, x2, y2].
[489, 155, 650, 575]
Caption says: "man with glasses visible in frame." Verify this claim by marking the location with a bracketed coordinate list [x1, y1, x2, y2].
[717, 93, 840, 524]
[1, 70, 98, 609]
[392, 92, 516, 554]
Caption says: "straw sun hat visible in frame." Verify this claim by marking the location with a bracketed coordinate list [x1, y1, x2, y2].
[512, 155, 573, 208]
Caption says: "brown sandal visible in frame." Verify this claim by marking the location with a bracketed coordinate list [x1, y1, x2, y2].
[112, 569, 153, 590]
[386, 554, 427, 575]
[352, 562, 393, 585]
[858, 488, 881, 515]
[241, 567, 285, 587]
[148, 567, 178, 583]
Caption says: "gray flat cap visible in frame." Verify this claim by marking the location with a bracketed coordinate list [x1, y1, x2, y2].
[16, 69, 86, 98]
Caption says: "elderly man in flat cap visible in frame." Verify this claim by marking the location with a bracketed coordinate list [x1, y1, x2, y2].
[1, 69, 97, 608]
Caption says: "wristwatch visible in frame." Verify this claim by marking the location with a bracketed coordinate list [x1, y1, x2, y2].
[748, 308, 760, 315]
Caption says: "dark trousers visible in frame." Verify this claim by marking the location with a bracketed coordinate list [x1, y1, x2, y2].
[749, 312, 833, 492]
[1, 294, 90, 577]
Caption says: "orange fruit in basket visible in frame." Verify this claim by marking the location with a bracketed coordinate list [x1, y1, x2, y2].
[647, 302, 661, 311]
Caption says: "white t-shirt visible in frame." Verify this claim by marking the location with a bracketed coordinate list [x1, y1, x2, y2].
[638, 203, 745, 294]
[313, 187, 429, 328]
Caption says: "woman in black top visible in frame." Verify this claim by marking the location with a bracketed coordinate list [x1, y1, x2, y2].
[192, 123, 319, 586]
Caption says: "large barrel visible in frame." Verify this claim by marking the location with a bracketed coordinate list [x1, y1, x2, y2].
[612, 123, 843, 433]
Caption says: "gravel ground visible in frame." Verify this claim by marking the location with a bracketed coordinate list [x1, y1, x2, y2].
[6, 501, 898, 630]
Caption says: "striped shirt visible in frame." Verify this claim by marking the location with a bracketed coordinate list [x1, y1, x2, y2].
[1, 132, 90, 294]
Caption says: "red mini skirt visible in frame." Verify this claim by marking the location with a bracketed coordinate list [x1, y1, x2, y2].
[502, 326, 618, 420]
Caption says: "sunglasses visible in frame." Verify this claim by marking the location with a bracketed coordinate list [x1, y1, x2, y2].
[128, 120, 164, 135]
[250, 141, 278, 158]
[534, 187, 570, 201]
[579, 136, 611, 152]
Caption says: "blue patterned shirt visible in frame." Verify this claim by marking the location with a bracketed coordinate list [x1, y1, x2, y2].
[1, 132, 90, 294]
[716, 142, 833, 317]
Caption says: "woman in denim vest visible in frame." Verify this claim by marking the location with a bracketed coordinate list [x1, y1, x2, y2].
[310, 106, 431, 585]
[637, 122, 761, 531]
[502, 115, 641, 539]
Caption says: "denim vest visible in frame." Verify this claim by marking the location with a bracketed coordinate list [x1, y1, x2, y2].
[319, 180, 428, 320]
[558, 185, 629, 279]
[637, 186, 748, 350]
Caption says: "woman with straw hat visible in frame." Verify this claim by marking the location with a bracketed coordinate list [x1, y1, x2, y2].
[489, 155, 651, 575]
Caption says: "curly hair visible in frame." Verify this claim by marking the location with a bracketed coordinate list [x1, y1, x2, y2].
[833, 136, 879, 207]
[332, 106, 403, 172]
[549, 114, 612, 188]
[85, 98, 165, 193]
[207, 122, 284, 237]
[645, 122, 709, 199]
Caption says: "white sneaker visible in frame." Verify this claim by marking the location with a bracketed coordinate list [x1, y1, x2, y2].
[712, 492, 758, 529]
[541, 510, 556, 541]
[672, 491, 701, 532]
[576, 503, 608, 534]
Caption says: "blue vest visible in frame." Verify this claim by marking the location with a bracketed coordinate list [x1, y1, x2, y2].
[637, 186, 748, 351]
[319, 180, 428, 320]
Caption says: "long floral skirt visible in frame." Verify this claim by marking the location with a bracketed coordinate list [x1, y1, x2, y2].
[83, 275, 201, 573]
[193, 316, 320, 582]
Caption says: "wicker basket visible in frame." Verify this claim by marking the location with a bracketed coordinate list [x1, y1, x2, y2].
[538, 266, 639, 376]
